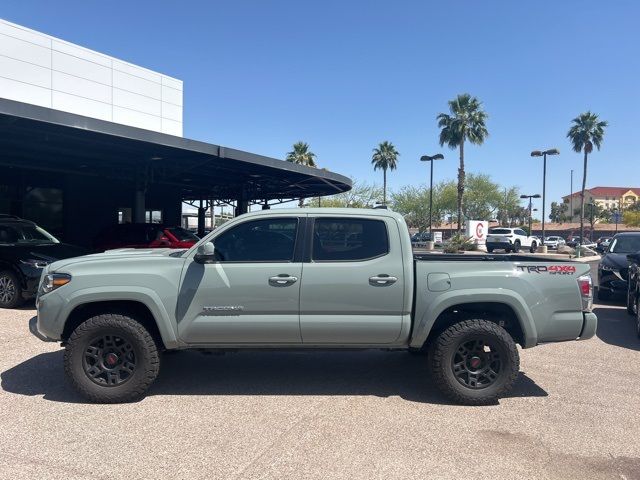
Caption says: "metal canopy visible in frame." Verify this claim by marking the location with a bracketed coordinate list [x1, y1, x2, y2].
[0, 98, 351, 202]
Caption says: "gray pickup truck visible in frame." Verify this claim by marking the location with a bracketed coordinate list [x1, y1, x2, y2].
[30, 208, 597, 405]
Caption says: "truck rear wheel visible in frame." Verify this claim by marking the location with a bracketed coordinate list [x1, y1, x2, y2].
[64, 313, 160, 403]
[428, 319, 519, 405]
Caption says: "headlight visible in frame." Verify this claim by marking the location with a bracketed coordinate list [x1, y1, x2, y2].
[39, 273, 71, 295]
[20, 259, 50, 268]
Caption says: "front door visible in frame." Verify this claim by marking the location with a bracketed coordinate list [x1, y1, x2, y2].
[299, 216, 405, 344]
[177, 216, 303, 344]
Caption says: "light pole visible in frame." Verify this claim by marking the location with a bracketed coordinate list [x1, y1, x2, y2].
[614, 208, 619, 234]
[520, 194, 541, 238]
[531, 149, 560, 252]
[570, 169, 574, 223]
[420, 153, 444, 250]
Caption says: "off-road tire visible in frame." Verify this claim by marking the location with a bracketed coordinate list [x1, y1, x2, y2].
[0, 270, 23, 309]
[529, 241, 537, 254]
[64, 314, 160, 403]
[428, 319, 520, 405]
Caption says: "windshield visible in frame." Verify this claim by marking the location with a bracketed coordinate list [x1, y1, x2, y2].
[489, 229, 511, 234]
[167, 227, 199, 242]
[0, 224, 60, 245]
[608, 236, 640, 254]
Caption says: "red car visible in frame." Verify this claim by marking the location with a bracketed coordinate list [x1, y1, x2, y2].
[93, 224, 199, 251]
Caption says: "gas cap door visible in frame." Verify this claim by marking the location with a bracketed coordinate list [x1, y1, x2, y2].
[427, 272, 452, 292]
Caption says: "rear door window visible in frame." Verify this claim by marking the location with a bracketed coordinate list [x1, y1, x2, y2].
[312, 218, 389, 261]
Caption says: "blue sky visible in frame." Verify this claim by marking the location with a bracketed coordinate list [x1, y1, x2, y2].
[2, 1, 638, 215]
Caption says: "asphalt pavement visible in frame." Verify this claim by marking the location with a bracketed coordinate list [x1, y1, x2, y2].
[1, 265, 639, 480]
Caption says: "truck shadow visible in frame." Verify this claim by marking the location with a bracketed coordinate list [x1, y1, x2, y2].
[1, 350, 547, 405]
[594, 305, 640, 351]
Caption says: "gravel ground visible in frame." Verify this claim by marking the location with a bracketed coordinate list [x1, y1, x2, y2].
[1, 296, 639, 479]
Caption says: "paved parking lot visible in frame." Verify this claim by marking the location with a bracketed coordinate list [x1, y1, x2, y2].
[1, 276, 639, 479]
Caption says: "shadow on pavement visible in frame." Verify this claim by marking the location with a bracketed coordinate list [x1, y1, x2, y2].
[595, 305, 640, 351]
[1, 350, 547, 405]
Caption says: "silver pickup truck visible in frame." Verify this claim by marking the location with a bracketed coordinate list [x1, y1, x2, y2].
[30, 208, 597, 405]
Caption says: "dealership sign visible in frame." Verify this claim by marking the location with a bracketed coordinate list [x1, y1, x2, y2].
[466, 220, 488, 245]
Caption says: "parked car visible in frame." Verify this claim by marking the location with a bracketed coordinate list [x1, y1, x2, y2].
[596, 237, 613, 253]
[627, 251, 640, 336]
[544, 236, 566, 250]
[0, 215, 86, 308]
[93, 224, 199, 251]
[597, 232, 640, 300]
[566, 236, 583, 248]
[411, 232, 431, 243]
[31, 208, 596, 405]
[486, 227, 540, 253]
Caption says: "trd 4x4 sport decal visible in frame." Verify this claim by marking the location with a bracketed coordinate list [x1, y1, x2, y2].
[516, 265, 577, 275]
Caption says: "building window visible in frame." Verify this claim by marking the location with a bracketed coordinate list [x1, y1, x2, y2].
[145, 210, 163, 223]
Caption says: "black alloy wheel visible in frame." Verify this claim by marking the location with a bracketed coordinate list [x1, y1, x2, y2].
[452, 338, 502, 390]
[83, 334, 137, 386]
[0, 271, 22, 309]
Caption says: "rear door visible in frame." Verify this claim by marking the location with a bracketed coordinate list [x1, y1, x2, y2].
[299, 215, 405, 344]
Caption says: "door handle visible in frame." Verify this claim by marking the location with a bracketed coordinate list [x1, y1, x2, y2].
[269, 274, 299, 287]
[369, 274, 398, 286]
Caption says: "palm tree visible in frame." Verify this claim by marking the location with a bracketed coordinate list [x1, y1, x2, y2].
[567, 112, 608, 243]
[437, 94, 489, 234]
[286, 141, 317, 167]
[371, 141, 399, 205]
[286, 141, 317, 206]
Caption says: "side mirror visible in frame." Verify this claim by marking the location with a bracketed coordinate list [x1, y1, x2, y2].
[194, 241, 215, 264]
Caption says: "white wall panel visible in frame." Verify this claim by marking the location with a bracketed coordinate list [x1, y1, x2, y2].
[0, 18, 182, 135]
[161, 85, 182, 106]
[52, 39, 111, 67]
[0, 54, 51, 88]
[113, 88, 161, 116]
[52, 90, 112, 121]
[113, 70, 161, 99]
[162, 118, 183, 136]
[0, 76, 51, 107]
[53, 71, 112, 104]
[161, 101, 182, 121]
[52, 51, 111, 85]
[113, 106, 162, 131]
[0, 22, 50, 47]
[112, 59, 161, 83]
[0, 34, 51, 68]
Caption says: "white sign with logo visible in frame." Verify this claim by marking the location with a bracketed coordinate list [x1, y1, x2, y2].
[466, 220, 488, 245]
[433, 231, 443, 244]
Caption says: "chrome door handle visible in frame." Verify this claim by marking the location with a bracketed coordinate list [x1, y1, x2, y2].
[269, 274, 299, 287]
[369, 275, 398, 286]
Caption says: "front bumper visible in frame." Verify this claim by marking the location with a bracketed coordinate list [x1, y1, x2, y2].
[29, 315, 56, 342]
[598, 270, 628, 294]
[578, 312, 598, 340]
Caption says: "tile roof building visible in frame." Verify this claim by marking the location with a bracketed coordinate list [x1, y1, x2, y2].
[562, 187, 640, 221]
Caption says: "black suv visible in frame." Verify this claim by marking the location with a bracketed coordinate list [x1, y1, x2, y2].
[0, 215, 85, 308]
[597, 232, 640, 301]
[627, 251, 640, 337]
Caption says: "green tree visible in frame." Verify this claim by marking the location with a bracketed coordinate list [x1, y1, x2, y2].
[371, 141, 399, 206]
[306, 178, 382, 208]
[286, 141, 317, 167]
[549, 201, 569, 223]
[437, 93, 489, 233]
[495, 187, 522, 226]
[462, 173, 502, 220]
[391, 180, 457, 231]
[567, 112, 608, 242]
[624, 211, 640, 227]
[286, 141, 317, 206]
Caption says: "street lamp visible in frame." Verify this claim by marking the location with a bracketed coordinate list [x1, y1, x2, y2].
[531, 148, 560, 252]
[613, 208, 620, 234]
[420, 153, 445, 247]
[520, 194, 541, 238]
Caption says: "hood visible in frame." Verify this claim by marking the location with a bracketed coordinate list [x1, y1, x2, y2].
[1, 242, 88, 264]
[48, 248, 187, 271]
[601, 252, 629, 270]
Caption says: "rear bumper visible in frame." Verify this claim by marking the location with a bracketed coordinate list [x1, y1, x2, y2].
[486, 241, 512, 250]
[578, 312, 597, 340]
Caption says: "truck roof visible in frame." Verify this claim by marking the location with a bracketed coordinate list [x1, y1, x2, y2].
[237, 207, 406, 221]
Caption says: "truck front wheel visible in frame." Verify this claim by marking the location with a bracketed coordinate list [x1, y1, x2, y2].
[64, 314, 160, 403]
[428, 319, 519, 405]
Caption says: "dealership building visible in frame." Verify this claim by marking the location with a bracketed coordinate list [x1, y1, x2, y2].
[0, 18, 350, 245]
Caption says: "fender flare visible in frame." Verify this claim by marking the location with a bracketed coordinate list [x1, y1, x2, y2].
[410, 288, 538, 349]
[59, 286, 180, 349]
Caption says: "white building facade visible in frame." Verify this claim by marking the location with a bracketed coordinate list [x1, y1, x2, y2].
[0, 18, 183, 136]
